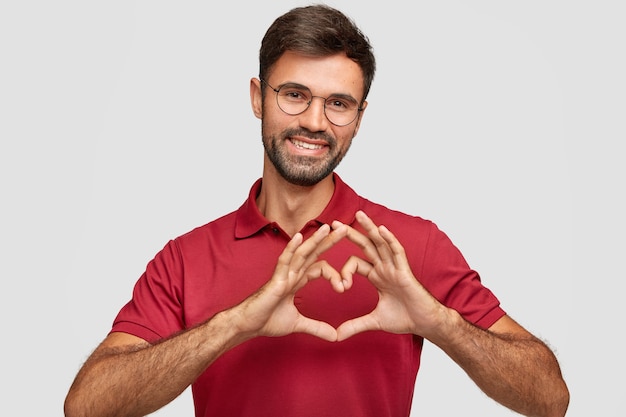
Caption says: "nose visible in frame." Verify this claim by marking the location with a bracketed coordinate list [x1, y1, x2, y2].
[299, 96, 329, 131]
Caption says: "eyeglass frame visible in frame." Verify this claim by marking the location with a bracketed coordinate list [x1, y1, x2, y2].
[260, 79, 364, 127]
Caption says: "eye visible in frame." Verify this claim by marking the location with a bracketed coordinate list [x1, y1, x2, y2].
[280, 88, 310, 103]
[326, 97, 353, 112]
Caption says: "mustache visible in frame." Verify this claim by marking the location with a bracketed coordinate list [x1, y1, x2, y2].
[282, 128, 336, 146]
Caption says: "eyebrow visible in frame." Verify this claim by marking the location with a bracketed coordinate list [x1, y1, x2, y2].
[277, 82, 360, 104]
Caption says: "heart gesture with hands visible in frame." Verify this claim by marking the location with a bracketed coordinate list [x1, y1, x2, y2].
[237, 210, 450, 345]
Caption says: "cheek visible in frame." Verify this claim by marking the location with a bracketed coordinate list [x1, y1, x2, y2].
[261, 117, 283, 139]
[260, 107, 280, 133]
[333, 129, 355, 148]
[263, 110, 305, 138]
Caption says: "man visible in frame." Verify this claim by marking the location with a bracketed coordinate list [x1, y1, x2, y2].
[64, 5, 569, 417]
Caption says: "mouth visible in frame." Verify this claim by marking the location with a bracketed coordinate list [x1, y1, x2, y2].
[290, 138, 326, 151]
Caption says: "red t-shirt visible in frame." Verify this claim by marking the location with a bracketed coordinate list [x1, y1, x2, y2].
[112, 173, 505, 417]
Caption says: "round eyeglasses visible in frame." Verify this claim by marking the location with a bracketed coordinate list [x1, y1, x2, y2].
[261, 79, 363, 127]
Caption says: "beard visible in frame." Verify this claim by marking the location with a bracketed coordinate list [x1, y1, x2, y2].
[262, 125, 351, 187]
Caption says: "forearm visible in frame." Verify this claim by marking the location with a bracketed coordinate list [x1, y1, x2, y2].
[64, 309, 247, 417]
[432, 311, 569, 417]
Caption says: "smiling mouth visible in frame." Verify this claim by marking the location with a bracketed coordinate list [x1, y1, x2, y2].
[290, 138, 325, 150]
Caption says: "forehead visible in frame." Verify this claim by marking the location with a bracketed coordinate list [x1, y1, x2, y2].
[268, 51, 365, 99]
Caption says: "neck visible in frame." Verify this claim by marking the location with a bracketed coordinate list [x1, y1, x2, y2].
[256, 165, 335, 237]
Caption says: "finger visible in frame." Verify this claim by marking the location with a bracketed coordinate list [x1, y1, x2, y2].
[379, 225, 409, 268]
[341, 222, 387, 269]
[287, 224, 332, 272]
[310, 222, 348, 259]
[355, 210, 393, 262]
[340, 221, 375, 255]
[340, 255, 374, 290]
[275, 232, 305, 271]
[304, 260, 345, 293]
[294, 315, 338, 342]
[336, 313, 380, 341]
[291, 223, 348, 273]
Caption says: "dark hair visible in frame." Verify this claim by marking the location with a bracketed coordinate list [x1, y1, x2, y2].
[259, 4, 376, 102]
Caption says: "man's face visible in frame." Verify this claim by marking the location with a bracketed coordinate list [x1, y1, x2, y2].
[252, 51, 367, 186]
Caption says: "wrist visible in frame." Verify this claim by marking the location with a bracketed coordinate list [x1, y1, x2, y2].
[423, 306, 465, 347]
[202, 308, 256, 353]
[221, 302, 264, 345]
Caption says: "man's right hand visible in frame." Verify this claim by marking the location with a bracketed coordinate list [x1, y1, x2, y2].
[233, 223, 348, 342]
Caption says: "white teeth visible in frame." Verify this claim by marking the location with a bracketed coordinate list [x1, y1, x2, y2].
[291, 139, 323, 150]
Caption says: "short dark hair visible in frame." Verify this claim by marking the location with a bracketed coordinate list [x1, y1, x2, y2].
[259, 4, 376, 102]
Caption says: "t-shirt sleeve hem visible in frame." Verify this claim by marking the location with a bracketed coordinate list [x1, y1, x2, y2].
[474, 306, 507, 330]
[109, 321, 164, 343]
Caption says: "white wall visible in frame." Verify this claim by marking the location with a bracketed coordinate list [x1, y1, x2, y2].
[1, 1, 623, 415]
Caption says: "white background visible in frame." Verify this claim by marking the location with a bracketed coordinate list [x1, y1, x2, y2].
[1, 1, 624, 416]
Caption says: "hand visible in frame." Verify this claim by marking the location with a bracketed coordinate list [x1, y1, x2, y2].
[334, 211, 449, 341]
[235, 223, 348, 342]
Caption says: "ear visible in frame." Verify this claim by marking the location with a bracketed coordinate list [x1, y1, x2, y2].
[351, 100, 368, 138]
[250, 78, 263, 120]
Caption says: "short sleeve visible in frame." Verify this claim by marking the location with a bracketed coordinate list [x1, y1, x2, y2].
[111, 240, 186, 342]
[418, 222, 506, 329]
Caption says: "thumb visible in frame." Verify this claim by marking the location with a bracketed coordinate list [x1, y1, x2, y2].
[294, 315, 338, 342]
[336, 313, 379, 342]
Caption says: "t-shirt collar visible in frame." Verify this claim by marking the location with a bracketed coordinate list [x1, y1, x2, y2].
[234, 173, 359, 239]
